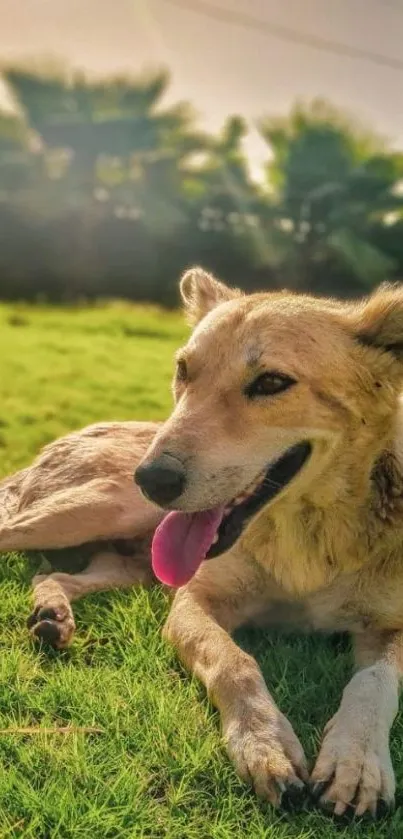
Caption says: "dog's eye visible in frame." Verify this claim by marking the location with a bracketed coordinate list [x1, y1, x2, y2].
[246, 372, 295, 399]
[176, 359, 188, 383]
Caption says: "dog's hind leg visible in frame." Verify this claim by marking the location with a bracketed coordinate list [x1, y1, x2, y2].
[28, 540, 155, 649]
[0, 478, 161, 552]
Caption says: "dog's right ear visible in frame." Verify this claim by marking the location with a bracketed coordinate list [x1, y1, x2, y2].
[180, 267, 241, 325]
[353, 283, 403, 359]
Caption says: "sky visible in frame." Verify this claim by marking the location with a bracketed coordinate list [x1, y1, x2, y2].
[0, 0, 402, 177]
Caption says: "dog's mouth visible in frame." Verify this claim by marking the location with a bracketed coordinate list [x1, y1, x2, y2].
[151, 441, 311, 588]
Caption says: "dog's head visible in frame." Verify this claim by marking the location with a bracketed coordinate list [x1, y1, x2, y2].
[135, 268, 403, 586]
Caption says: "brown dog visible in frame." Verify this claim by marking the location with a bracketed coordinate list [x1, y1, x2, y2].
[2, 268, 403, 818]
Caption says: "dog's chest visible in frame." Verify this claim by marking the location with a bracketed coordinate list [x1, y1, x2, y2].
[248, 519, 403, 633]
[252, 582, 370, 634]
[249, 506, 362, 597]
[253, 577, 390, 634]
[245, 469, 403, 631]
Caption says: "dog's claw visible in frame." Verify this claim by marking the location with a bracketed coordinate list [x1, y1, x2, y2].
[310, 780, 329, 801]
[27, 603, 75, 649]
[33, 619, 61, 646]
[376, 799, 394, 819]
[26, 608, 39, 629]
[318, 797, 337, 816]
[312, 789, 395, 821]
[281, 778, 307, 811]
[276, 780, 287, 795]
[36, 607, 58, 621]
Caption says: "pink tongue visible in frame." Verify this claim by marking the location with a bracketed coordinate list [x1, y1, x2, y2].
[152, 507, 224, 587]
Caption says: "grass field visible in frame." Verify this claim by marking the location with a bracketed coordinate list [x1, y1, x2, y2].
[1, 301, 403, 838]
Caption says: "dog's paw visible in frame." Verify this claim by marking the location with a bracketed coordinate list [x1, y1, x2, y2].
[311, 710, 395, 818]
[224, 710, 308, 807]
[27, 601, 75, 649]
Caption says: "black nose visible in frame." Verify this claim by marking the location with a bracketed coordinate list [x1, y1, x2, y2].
[134, 453, 187, 506]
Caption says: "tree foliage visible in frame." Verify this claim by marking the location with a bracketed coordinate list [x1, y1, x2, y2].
[0, 67, 402, 304]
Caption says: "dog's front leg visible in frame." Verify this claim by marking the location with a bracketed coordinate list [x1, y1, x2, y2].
[164, 558, 308, 807]
[311, 629, 401, 817]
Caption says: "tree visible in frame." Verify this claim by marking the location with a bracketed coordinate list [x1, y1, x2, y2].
[1, 70, 403, 304]
[0, 112, 38, 196]
[259, 99, 403, 295]
[3, 65, 211, 297]
[4, 65, 207, 219]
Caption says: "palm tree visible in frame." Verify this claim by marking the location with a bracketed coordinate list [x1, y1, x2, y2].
[2, 65, 213, 294]
[193, 116, 259, 219]
[0, 112, 37, 197]
[3, 65, 207, 220]
[259, 99, 403, 294]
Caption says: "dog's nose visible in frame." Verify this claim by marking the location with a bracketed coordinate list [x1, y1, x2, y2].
[134, 453, 187, 506]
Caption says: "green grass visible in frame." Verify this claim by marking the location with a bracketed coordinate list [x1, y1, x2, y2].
[0, 301, 403, 838]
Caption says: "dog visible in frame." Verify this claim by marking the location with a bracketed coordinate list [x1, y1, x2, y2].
[2, 268, 403, 818]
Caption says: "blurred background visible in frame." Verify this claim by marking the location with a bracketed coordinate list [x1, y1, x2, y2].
[0, 0, 403, 305]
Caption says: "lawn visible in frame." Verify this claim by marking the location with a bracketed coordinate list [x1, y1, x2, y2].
[0, 300, 403, 838]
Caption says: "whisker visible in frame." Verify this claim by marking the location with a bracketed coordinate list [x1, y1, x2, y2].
[259, 475, 284, 492]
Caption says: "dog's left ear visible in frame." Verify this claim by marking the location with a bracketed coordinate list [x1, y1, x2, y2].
[180, 267, 241, 325]
[353, 283, 403, 358]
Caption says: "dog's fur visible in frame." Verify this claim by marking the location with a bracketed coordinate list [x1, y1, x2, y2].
[3, 269, 403, 816]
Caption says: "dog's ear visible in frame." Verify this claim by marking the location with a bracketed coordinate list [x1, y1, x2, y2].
[180, 267, 241, 325]
[353, 283, 403, 358]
